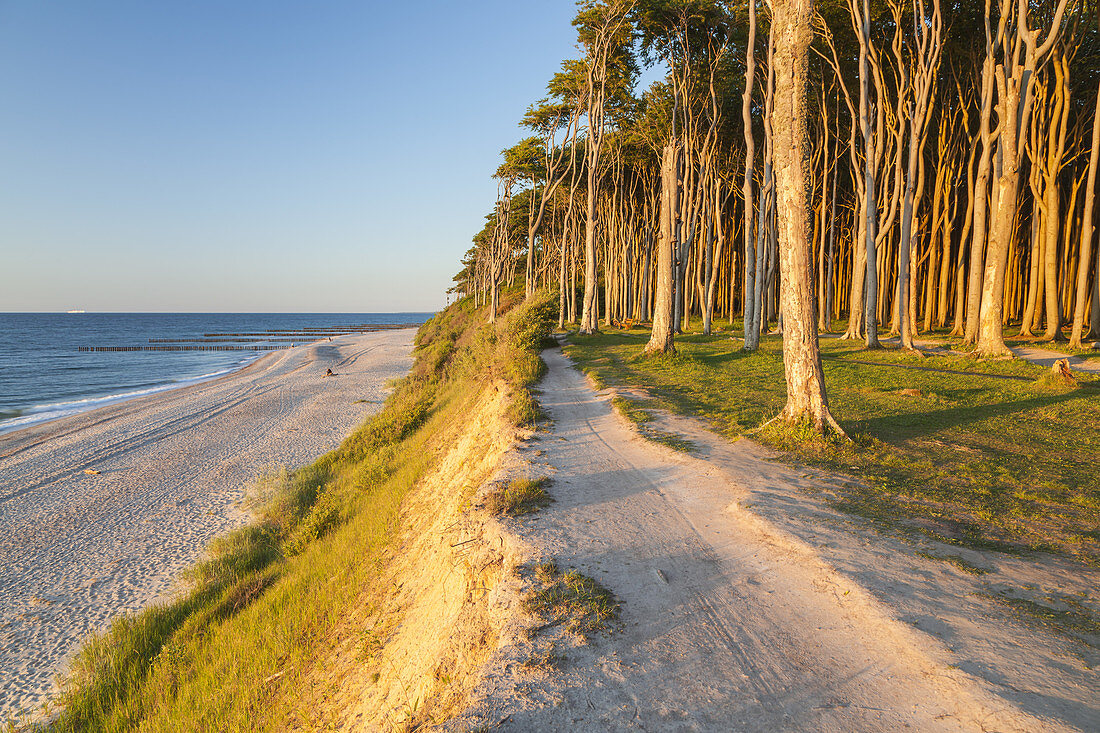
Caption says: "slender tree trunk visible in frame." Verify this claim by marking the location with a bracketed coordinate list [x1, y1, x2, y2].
[951, 118, 980, 336]
[1092, 256, 1100, 339]
[771, 0, 843, 433]
[1071, 79, 1100, 347]
[646, 143, 680, 355]
[825, 125, 838, 332]
[580, 166, 600, 333]
[525, 187, 537, 299]
[965, 9, 997, 344]
[851, 0, 880, 348]
[558, 231, 568, 328]
[1042, 56, 1070, 341]
[742, 0, 758, 349]
[703, 178, 726, 335]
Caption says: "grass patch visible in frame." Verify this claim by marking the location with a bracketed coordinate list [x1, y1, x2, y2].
[519, 644, 567, 671]
[46, 290, 556, 732]
[523, 561, 619, 637]
[609, 396, 695, 453]
[915, 551, 991, 575]
[977, 590, 1100, 644]
[565, 320, 1100, 565]
[485, 477, 553, 516]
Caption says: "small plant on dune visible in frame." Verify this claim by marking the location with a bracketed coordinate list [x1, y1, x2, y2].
[506, 387, 550, 429]
[490, 292, 555, 428]
[523, 561, 619, 636]
[485, 477, 553, 516]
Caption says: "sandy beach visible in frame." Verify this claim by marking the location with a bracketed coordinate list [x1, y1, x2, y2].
[0, 328, 416, 718]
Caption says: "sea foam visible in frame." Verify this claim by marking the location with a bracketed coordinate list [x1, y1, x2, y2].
[0, 362, 254, 435]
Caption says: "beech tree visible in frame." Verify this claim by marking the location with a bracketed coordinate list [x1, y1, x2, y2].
[770, 0, 845, 432]
[576, 0, 637, 334]
[454, 0, 1100, 374]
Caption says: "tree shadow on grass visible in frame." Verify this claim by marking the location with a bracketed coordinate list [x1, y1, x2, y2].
[849, 389, 1086, 443]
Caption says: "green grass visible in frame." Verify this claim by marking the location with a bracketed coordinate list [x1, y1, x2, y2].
[522, 561, 619, 637]
[976, 590, 1100, 643]
[915, 551, 991, 575]
[46, 290, 557, 732]
[610, 396, 695, 452]
[485, 477, 553, 516]
[564, 322, 1100, 565]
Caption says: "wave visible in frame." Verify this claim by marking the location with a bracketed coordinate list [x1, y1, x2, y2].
[0, 357, 261, 436]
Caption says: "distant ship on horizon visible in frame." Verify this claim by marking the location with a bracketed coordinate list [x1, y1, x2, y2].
[66, 309, 86, 314]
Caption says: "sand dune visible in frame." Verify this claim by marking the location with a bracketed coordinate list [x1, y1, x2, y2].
[0, 329, 415, 718]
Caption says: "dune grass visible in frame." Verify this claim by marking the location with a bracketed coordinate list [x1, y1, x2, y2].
[523, 561, 619, 637]
[485, 477, 553, 516]
[45, 291, 556, 732]
[563, 321, 1100, 565]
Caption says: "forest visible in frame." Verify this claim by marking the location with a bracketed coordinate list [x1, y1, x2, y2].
[453, 0, 1100, 431]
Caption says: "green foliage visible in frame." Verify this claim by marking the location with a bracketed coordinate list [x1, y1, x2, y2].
[490, 291, 557, 427]
[283, 486, 341, 556]
[506, 386, 548, 429]
[498, 137, 547, 180]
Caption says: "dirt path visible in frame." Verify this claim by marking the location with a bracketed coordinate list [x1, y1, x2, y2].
[1006, 344, 1100, 374]
[0, 329, 415, 719]
[450, 347, 1095, 732]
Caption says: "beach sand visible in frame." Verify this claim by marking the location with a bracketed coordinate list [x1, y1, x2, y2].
[0, 328, 416, 718]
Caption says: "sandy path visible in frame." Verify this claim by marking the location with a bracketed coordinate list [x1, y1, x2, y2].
[1007, 344, 1100, 374]
[0, 329, 415, 718]
[452, 347, 1090, 732]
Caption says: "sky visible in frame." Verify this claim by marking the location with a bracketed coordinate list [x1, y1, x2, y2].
[0, 1, 584, 312]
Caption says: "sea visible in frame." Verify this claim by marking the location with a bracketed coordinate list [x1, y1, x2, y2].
[0, 313, 433, 435]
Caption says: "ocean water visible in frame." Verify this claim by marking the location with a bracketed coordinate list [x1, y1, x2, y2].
[0, 313, 432, 434]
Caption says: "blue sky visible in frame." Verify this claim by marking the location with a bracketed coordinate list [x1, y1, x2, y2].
[0, 1, 582, 312]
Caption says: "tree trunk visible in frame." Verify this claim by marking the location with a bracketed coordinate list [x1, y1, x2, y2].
[525, 187, 536, 299]
[1042, 56, 1070, 342]
[771, 0, 842, 434]
[580, 169, 600, 333]
[742, 0, 758, 348]
[646, 143, 680, 355]
[852, 0, 880, 348]
[1070, 79, 1100, 347]
[964, 20, 997, 345]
